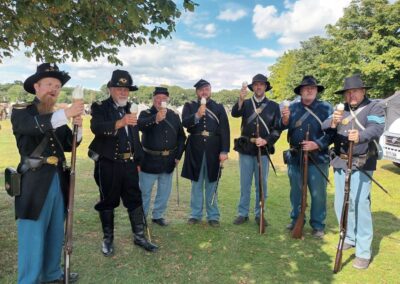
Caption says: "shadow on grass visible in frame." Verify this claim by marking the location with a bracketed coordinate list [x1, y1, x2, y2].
[372, 211, 400, 259]
[380, 163, 400, 174]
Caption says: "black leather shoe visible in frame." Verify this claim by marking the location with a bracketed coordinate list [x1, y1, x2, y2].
[134, 236, 159, 252]
[42, 272, 79, 283]
[286, 223, 294, 230]
[233, 216, 249, 225]
[102, 238, 114, 256]
[152, 218, 168, 226]
[255, 216, 268, 227]
[187, 218, 200, 225]
[208, 220, 220, 227]
[99, 210, 114, 257]
[128, 207, 158, 253]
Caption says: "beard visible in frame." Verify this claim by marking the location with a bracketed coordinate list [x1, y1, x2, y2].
[115, 98, 128, 107]
[254, 90, 265, 98]
[37, 94, 57, 114]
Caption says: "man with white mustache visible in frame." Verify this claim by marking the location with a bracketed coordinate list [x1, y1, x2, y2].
[89, 70, 158, 255]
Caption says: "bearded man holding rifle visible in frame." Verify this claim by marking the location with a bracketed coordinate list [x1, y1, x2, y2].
[11, 63, 84, 283]
[281, 76, 333, 238]
[322, 74, 385, 270]
[231, 74, 281, 228]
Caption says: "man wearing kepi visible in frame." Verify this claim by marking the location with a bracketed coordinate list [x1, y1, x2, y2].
[182, 79, 230, 227]
[138, 87, 186, 226]
[89, 70, 158, 254]
[281, 75, 333, 238]
[322, 74, 385, 269]
[11, 63, 84, 283]
[231, 74, 281, 226]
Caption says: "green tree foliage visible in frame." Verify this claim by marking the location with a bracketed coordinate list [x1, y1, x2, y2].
[269, 0, 400, 103]
[0, 0, 197, 64]
[269, 50, 301, 101]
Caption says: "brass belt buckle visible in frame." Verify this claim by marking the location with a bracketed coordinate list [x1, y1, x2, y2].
[161, 150, 169, 156]
[46, 156, 59, 165]
[123, 153, 131, 159]
[201, 130, 209, 137]
[250, 138, 257, 143]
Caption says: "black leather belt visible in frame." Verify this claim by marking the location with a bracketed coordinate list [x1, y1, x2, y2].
[192, 130, 217, 137]
[20, 156, 61, 173]
[117, 152, 133, 160]
[143, 147, 176, 156]
[339, 153, 367, 160]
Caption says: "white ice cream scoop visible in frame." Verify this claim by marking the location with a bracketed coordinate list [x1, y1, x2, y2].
[72, 85, 84, 100]
[283, 100, 290, 108]
[201, 97, 207, 105]
[242, 81, 248, 88]
[161, 101, 167, 109]
[130, 102, 138, 114]
[337, 103, 345, 112]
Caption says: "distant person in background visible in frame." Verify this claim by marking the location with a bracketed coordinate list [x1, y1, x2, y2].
[322, 74, 385, 269]
[11, 63, 84, 283]
[89, 69, 158, 255]
[181, 79, 230, 227]
[138, 87, 186, 226]
[231, 74, 281, 227]
[281, 75, 333, 238]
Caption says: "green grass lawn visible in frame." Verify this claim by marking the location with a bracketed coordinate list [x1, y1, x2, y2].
[1, 116, 399, 283]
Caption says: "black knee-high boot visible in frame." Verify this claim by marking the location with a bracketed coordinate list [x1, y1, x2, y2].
[128, 207, 158, 252]
[99, 210, 114, 256]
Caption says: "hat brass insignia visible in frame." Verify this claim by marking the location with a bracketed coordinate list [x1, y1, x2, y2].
[119, 78, 128, 85]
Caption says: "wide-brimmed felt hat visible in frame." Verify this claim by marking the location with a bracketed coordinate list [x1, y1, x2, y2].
[334, 74, 372, 95]
[107, 69, 138, 91]
[194, 79, 210, 90]
[153, 87, 169, 96]
[24, 63, 71, 94]
[293, 75, 325, 95]
[248, 74, 272, 92]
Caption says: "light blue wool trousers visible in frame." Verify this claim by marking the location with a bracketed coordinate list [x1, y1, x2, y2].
[288, 162, 329, 230]
[190, 154, 220, 221]
[18, 174, 65, 284]
[139, 171, 173, 219]
[237, 153, 269, 218]
[334, 169, 373, 259]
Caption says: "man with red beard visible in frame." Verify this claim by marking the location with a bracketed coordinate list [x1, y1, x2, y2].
[11, 63, 84, 283]
[89, 70, 158, 255]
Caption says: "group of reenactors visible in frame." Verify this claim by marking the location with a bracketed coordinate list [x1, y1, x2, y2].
[10, 63, 385, 283]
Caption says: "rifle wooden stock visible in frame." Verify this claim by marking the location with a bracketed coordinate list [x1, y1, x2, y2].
[291, 127, 310, 239]
[256, 121, 265, 234]
[333, 139, 354, 273]
[64, 124, 78, 284]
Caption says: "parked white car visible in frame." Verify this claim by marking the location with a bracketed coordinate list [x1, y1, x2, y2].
[379, 91, 400, 167]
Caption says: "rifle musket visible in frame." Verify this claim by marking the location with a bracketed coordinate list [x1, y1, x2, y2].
[355, 166, 391, 197]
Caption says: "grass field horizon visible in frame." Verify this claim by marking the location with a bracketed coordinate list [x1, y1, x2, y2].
[1, 116, 399, 283]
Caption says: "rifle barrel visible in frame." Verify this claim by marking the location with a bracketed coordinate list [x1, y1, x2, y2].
[333, 139, 354, 273]
[64, 124, 78, 283]
[291, 127, 309, 239]
[256, 120, 265, 234]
